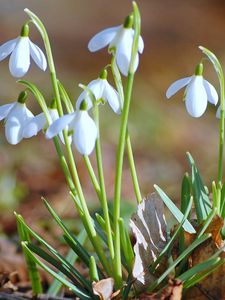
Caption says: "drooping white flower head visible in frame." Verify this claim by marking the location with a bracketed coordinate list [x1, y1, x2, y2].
[0, 24, 47, 78]
[46, 102, 98, 155]
[23, 106, 72, 144]
[0, 92, 34, 144]
[166, 63, 218, 118]
[76, 69, 121, 114]
[88, 15, 144, 76]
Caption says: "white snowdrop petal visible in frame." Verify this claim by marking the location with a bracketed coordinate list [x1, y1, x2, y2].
[5, 116, 22, 144]
[88, 26, 120, 52]
[203, 79, 218, 105]
[49, 108, 59, 122]
[88, 79, 105, 100]
[185, 76, 208, 118]
[0, 38, 18, 61]
[132, 53, 139, 74]
[46, 113, 75, 139]
[138, 36, 144, 54]
[116, 29, 133, 76]
[5, 103, 27, 144]
[76, 90, 93, 111]
[166, 77, 192, 99]
[24, 106, 34, 120]
[29, 40, 47, 71]
[9, 37, 30, 77]
[216, 106, 221, 119]
[104, 81, 121, 114]
[23, 112, 46, 138]
[73, 111, 98, 155]
[0, 102, 16, 121]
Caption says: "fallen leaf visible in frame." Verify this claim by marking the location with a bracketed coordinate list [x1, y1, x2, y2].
[92, 278, 114, 300]
[139, 279, 183, 300]
[130, 193, 167, 288]
[205, 214, 224, 248]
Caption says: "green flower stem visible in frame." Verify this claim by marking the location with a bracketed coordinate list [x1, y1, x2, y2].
[94, 107, 115, 262]
[111, 49, 142, 205]
[218, 75, 225, 183]
[25, 9, 111, 275]
[113, 1, 141, 287]
[113, 73, 134, 287]
[63, 133, 111, 275]
[126, 133, 142, 203]
[83, 156, 101, 198]
[199, 47, 225, 183]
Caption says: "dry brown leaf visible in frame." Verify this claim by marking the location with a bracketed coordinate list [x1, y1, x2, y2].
[92, 278, 114, 300]
[186, 238, 225, 299]
[139, 279, 183, 300]
[205, 214, 224, 248]
[130, 193, 167, 289]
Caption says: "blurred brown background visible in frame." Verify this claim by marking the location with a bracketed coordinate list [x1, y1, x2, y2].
[0, 0, 225, 234]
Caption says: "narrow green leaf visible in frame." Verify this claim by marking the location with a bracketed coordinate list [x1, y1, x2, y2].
[181, 172, 191, 215]
[154, 184, 196, 234]
[119, 218, 134, 272]
[89, 256, 99, 282]
[16, 214, 91, 291]
[22, 242, 92, 300]
[179, 173, 191, 258]
[197, 209, 217, 238]
[15, 213, 43, 295]
[95, 213, 107, 232]
[178, 257, 221, 284]
[58, 80, 74, 113]
[47, 229, 87, 296]
[183, 258, 225, 289]
[27, 242, 83, 288]
[42, 199, 94, 268]
[186, 152, 211, 223]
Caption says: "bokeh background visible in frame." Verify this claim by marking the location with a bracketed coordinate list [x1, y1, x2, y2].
[0, 0, 225, 236]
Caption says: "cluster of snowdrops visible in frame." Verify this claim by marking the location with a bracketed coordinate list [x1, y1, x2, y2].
[1, 2, 225, 300]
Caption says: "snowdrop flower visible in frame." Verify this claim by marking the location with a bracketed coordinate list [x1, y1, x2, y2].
[76, 69, 121, 114]
[166, 63, 218, 118]
[46, 101, 98, 155]
[0, 91, 34, 144]
[88, 15, 144, 76]
[23, 105, 72, 144]
[0, 24, 47, 78]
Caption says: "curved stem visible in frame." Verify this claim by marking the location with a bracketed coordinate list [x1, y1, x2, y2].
[199, 46, 225, 183]
[218, 75, 225, 183]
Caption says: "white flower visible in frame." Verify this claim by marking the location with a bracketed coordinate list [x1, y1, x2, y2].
[0, 101, 34, 144]
[46, 110, 98, 156]
[166, 75, 218, 118]
[23, 108, 72, 144]
[88, 24, 144, 76]
[76, 77, 121, 114]
[0, 35, 47, 77]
